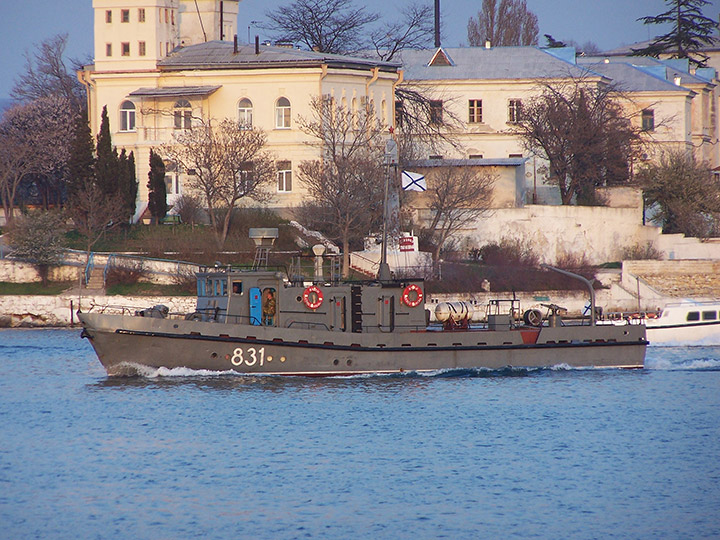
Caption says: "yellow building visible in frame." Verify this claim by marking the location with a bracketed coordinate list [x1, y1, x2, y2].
[81, 0, 399, 216]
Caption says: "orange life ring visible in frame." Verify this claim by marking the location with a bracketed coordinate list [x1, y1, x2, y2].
[401, 284, 424, 308]
[303, 285, 323, 310]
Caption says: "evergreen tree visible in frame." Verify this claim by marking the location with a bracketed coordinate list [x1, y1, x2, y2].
[95, 106, 119, 195]
[66, 109, 95, 200]
[633, 0, 717, 67]
[147, 149, 167, 223]
[117, 149, 138, 223]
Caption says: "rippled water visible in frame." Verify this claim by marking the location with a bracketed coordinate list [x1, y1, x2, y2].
[1, 329, 719, 539]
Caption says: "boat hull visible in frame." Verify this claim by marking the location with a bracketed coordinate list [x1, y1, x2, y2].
[79, 313, 647, 376]
[646, 320, 720, 345]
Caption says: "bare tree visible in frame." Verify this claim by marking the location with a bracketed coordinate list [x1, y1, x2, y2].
[419, 167, 495, 265]
[163, 119, 275, 248]
[639, 150, 720, 237]
[514, 76, 643, 205]
[0, 97, 74, 224]
[297, 96, 387, 277]
[467, 0, 539, 47]
[264, 0, 379, 54]
[67, 181, 127, 254]
[6, 210, 67, 285]
[370, 3, 435, 61]
[11, 34, 86, 112]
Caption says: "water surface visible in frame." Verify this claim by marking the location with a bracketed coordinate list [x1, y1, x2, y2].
[1, 329, 718, 539]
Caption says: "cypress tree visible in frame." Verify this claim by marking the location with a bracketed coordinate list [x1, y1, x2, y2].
[117, 149, 138, 223]
[147, 149, 167, 223]
[66, 109, 95, 199]
[633, 0, 717, 67]
[95, 105, 119, 196]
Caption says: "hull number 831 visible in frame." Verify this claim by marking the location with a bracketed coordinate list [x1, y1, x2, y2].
[230, 347, 266, 367]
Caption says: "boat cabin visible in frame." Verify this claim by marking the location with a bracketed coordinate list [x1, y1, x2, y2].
[193, 267, 428, 333]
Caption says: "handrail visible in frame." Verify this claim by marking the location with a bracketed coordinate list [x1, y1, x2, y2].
[541, 264, 596, 326]
[84, 252, 95, 286]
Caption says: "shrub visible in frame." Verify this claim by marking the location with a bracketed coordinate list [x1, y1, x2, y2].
[622, 242, 663, 260]
[105, 261, 147, 286]
[478, 237, 539, 267]
[174, 194, 204, 226]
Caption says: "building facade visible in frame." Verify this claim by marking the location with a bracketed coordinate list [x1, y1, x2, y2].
[82, 0, 399, 217]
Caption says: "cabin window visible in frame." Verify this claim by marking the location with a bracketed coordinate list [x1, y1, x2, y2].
[197, 280, 206, 297]
[687, 311, 700, 321]
[232, 281, 243, 295]
[702, 310, 717, 320]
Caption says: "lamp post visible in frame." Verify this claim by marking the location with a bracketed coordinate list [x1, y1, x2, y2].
[248, 20, 260, 44]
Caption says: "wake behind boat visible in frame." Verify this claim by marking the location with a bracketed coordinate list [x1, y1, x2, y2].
[78, 252, 647, 376]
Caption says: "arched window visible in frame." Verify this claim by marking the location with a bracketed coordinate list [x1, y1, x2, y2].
[238, 98, 253, 128]
[119, 100, 136, 132]
[174, 99, 191, 130]
[275, 97, 291, 129]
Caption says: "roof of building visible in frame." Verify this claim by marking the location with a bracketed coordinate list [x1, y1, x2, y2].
[579, 55, 713, 89]
[409, 158, 527, 168]
[129, 85, 222, 98]
[603, 38, 720, 56]
[159, 41, 399, 72]
[395, 46, 593, 81]
[576, 59, 695, 92]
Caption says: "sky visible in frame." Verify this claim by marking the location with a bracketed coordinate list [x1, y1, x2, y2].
[1, 0, 720, 99]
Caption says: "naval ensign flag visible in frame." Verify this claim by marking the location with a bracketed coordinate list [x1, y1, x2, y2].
[401, 171, 427, 191]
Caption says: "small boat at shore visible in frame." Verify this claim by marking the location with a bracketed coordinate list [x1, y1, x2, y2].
[605, 301, 720, 346]
[78, 258, 647, 376]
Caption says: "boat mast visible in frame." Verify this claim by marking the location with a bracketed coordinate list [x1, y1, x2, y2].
[378, 139, 398, 282]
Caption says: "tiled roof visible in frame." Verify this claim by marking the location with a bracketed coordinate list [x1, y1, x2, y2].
[159, 41, 399, 72]
[396, 46, 592, 81]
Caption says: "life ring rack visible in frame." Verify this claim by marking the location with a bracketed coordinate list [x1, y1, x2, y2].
[401, 284, 424, 308]
[302, 285, 324, 310]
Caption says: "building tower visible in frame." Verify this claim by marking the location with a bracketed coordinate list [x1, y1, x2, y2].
[178, 0, 239, 46]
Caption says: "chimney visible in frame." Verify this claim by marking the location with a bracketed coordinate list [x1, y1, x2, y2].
[255, 35, 260, 55]
[233, 35, 238, 54]
[434, 0, 440, 48]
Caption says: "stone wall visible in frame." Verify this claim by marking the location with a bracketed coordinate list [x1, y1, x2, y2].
[0, 293, 196, 327]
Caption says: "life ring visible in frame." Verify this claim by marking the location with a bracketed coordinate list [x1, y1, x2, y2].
[401, 284, 424, 308]
[303, 285, 323, 310]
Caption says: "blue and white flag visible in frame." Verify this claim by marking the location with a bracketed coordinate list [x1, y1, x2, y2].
[401, 170, 427, 191]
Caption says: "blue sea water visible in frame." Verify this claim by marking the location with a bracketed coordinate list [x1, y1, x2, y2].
[0, 329, 719, 540]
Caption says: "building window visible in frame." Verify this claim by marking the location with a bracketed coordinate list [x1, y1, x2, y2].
[238, 98, 253, 128]
[171, 10, 175, 25]
[429, 155, 443, 160]
[508, 99, 522, 123]
[468, 99, 482, 123]
[138, 8, 145, 22]
[429, 100, 443, 124]
[509, 153, 523, 158]
[469, 154, 483, 159]
[642, 109, 655, 131]
[275, 97, 291, 128]
[174, 100, 192, 130]
[106, 43, 112, 57]
[165, 8, 169, 23]
[105, 10, 112, 23]
[121, 42, 130, 56]
[277, 161, 292, 192]
[395, 100, 404, 127]
[139, 41, 146, 56]
[121, 9, 130, 22]
[166, 42, 170, 55]
[120, 101, 136, 132]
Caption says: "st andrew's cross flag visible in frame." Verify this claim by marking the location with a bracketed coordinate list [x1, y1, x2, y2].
[401, 170, 427, 191]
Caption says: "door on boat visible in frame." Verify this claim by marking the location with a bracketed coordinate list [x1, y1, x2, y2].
[249, 287, 262, 325]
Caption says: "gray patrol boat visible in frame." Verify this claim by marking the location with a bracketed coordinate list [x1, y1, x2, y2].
[79, 230, 647, 376]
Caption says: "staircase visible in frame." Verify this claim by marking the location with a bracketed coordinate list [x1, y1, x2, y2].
[85, 266, 105, 291]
